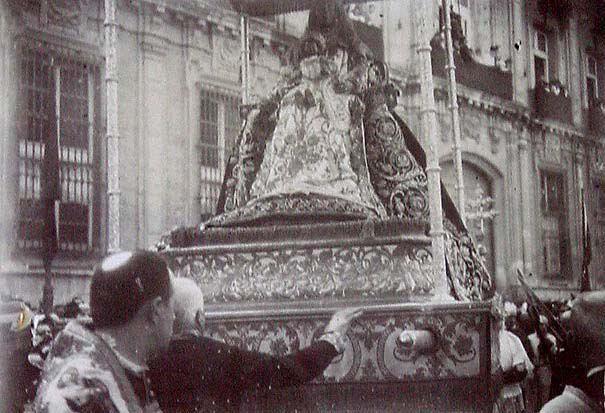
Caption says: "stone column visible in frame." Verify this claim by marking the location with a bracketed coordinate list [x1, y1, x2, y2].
[135, 4, 146, 245]
[416, 0, 449, 297]
[511, 0, 529, 105]
[0, 5, 11, 264]
[575, 150, 586, 284]
[518, 128, 533, 275]
[0, 6, 19, 266]
[105, 0, 120, 252]
[187, 54, 201, 226]
[506, 130, 523, 288]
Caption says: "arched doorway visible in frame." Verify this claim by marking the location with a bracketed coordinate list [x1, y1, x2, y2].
[441, 162, 497, 276]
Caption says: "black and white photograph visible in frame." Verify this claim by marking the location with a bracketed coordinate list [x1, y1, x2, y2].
[0, 0, 604, 411]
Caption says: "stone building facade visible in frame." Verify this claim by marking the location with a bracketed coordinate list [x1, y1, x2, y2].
[382, 0, 605, 299]
[0, 0, 603, 305]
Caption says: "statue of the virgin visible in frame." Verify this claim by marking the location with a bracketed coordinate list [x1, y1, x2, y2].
[186, 1, 492, 301]
[208, 1, 427, 226]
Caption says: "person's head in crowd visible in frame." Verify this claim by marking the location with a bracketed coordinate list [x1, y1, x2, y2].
[172, 277, 205, 336]
[491, 294, 506, 331]
[504, 301, 518, 331]
[517, 305, 533, 336]
[90, 250, 175, 358]
[564, 291, 605, 374]
[519, 302, 528, 314]
[537, 314, 549, 335]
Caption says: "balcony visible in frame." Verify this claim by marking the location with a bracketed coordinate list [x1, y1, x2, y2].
[431, 40, 513, 101]
[588, 99, 605, 132]
[533, 81, 572, 124]
[536, 0, 572, 25]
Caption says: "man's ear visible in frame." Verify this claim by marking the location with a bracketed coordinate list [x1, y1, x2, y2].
[146, 296, 164, 324]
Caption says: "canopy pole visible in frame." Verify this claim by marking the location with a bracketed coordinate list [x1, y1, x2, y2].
[416, 0, 449, 298]
[105, 0, 120, 252]
[442, 0, 465, 224]
[240, 14, 250, 105]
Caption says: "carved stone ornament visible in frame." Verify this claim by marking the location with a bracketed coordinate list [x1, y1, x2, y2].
[47, 0, 85, 29]
[205, 309, 485, 383]
[461, 112, 482, 144]
[488, 127, 502, 154]
[545, 132, 562, 163]
[215, 35, 240, 70]
[594, 145, 605, 174]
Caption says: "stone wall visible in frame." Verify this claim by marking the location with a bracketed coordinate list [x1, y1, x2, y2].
[394, 0, 604, 297]
[1, 0, 604, 305]
[0, 0, 291, 305]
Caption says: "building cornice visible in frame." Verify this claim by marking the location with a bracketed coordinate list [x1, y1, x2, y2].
[131, 0, 296, 50]
[401, 75, 603, 146]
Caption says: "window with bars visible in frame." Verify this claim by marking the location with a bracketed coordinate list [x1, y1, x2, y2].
[17, 44, 99, 257]
[539, 170, 569, 278]
[594, 180, 605, 255]
[199, 90, 240, 217]
[597, 180, 605, 215]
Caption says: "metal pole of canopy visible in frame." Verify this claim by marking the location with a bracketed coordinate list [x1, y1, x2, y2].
[416, 0, 449, 298]
[105, 0, 120, 252]
[240, 14, 250, 105]
[442, 0, 465, 224]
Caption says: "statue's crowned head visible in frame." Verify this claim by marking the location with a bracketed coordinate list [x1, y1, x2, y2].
[307, 0, 346, 33]
[299, 31, 327, 61]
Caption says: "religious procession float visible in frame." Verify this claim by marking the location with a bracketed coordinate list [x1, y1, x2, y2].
[159, 1, 498, 411]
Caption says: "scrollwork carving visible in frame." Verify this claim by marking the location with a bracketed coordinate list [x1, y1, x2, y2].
[373, 314, 480, 380]
[365, 100, 429, 220]
[166, 243, 435, 303]
[444, 221, 493, 301]
[203, 311, 484, 383]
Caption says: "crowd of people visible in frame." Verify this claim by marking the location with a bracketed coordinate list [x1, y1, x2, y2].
[3, 248, 601, 412]
[495, 296, 605, 412]
[28, 250, 362, 412]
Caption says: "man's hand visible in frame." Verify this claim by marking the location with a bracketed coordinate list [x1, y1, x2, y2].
[319, 308, 363, 354]
[324, 308, 363, 336]
[503, 363, 528, 385]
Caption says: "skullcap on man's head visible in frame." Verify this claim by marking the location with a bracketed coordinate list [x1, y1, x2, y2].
[90, 250, 172, 328]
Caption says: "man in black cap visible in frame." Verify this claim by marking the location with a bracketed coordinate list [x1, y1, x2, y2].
[33, 250, 175, 412]
[150, 277, 362, 412]
[540, 291, 605, 413]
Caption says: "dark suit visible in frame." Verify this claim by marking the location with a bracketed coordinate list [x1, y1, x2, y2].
[149, 334, 338, 412]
